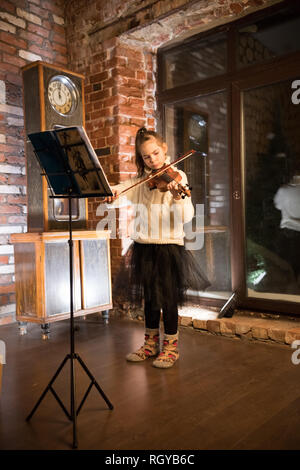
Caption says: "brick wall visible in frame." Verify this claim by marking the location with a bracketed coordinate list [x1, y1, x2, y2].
[0, 0, 68, 325]
[82, 39, 156, 279]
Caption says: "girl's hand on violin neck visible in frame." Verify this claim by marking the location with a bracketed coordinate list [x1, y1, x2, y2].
[167, 180, 182, 200]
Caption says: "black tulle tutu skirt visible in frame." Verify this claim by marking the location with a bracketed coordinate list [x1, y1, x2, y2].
[113, 242, 210, 310]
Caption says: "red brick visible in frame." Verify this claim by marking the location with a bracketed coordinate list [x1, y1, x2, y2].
[206, 320, 220, 334]
[0, 284, 15, 294]
[127, 59, 143, 70]
[7, 176, 26, 186]
[6, 156, 25, 165]
[119, 86, 143, 98]
[29, 3, 51, 19]
[0, 62, 19, 75]
[0, 1, 16, 14]
[285, 328, 300, 345]
[42, 19, 52, 30]
[252, 325, 269, 340]
[7, 215, 26, 223]
[0, 205, 21, 214]
[116, 46, 143, 62]
[27, 23, 50, 38]
[119, 105, 145, 118]
[0, 41, 17, 55]
[43, 1, 64, 15]
[0, 315, 14, 325]
[129, 97, 144, 107]
[96, 138, 107, 148]
[0, 32, 27, 49]
[3, 53, 26, 68]
[52, 23, 66, 36]
[52, 42, 67, 55]
[0, 275, 12, 284]
[29, 44, 54, 59]
[7, 196, 27, 205]
[90, 71, 109, 84]
[105, 57, 127, 69]
[112, 67, 136, 79]
[19, 30, 44, 46]
[90, 127, 111, 139]
[119, 125, 139, 137]
[5, 73, 22, 86]
[136, 70, 146, 80]
[52, 32, 66, 45]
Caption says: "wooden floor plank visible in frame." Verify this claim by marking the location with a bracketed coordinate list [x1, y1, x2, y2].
[0, 317, 299, 450]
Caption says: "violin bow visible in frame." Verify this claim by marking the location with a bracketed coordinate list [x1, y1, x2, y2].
[117, 149, 202, 198]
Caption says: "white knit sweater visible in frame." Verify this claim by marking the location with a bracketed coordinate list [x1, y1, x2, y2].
[111, 164, 194, 246]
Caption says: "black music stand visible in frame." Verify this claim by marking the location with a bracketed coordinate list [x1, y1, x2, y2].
[25, 126, 114, 449]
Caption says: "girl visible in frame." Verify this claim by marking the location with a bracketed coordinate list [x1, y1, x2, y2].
[106, 127, 209, 368]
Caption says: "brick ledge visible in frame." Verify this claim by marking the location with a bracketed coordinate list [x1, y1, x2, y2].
[178, 309, 300, 347]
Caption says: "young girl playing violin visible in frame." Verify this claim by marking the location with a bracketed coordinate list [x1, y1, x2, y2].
[106, 127, 209, 368]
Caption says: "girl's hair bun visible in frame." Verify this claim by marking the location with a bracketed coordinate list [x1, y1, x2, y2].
[137, 127, 147, 136]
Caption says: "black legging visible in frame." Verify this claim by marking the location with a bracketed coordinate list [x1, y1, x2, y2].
[144, 300, 178, 335]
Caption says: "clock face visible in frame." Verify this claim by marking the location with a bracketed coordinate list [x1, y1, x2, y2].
[47, 75, 78, 116]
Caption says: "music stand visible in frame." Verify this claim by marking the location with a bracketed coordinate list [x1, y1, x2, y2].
[25, 126, 114, 449]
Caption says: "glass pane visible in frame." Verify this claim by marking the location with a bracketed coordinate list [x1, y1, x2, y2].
[45, 242, 81, 315]
[162, 32, 227, 90]
[82, 239, 111, 308]
[243, 78, 300, 301]
[53, 197, 79, 221]
[238, 7, 300, 68]
[165, 91, 231, 299]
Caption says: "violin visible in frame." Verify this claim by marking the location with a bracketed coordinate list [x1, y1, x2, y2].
[147, 165, 191, 198]
[106, 149, 205, 201]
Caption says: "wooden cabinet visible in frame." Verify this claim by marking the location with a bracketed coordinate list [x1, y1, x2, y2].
[11, 230, 112, 337]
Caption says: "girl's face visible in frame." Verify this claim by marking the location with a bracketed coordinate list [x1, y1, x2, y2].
[140, 137, 168, 170]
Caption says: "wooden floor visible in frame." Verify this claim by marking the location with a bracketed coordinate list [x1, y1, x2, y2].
[0, 315, 300, 451]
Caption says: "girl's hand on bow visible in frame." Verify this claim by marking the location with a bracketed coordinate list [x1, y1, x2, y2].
[101, 190, 118, 203]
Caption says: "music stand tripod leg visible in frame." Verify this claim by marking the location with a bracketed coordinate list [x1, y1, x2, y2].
[26, 127, 114, 449]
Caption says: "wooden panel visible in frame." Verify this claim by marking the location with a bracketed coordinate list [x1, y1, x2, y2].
[81, 239, 111, 308]
[11, 230, 111, 243]
[23, 66, 44, 231]
[14, 243, 37, 318]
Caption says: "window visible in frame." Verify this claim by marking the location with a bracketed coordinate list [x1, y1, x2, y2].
[158, 0, 300, 314]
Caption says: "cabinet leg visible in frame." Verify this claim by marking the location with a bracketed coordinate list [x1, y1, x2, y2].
[18, 321, 27, 336]
[102, 310, 109, 325]
[41, 323, 50, 340]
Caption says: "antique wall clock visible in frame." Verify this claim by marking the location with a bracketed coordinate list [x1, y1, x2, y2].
[22, 61, 87, 231]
